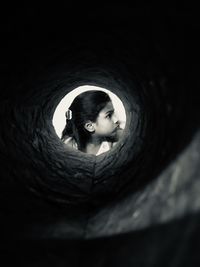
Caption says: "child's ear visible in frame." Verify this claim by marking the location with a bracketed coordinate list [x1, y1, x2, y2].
[84, 121, 95, 133]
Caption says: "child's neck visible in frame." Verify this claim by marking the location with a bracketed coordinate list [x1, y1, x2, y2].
[84, 136, 103, 155]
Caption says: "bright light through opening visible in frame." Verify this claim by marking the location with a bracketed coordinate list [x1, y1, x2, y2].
[52, 85, 126, 139]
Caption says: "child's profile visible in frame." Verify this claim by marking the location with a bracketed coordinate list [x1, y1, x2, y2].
[61, 90, 124, 156]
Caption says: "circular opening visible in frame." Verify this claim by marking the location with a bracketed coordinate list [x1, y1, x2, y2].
[52, 85, 126, 156]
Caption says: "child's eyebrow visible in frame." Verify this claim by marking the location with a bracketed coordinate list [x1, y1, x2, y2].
[105, 109, 114, 114]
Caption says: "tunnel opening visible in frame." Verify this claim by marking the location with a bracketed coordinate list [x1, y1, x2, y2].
[52, 85, 126, 151]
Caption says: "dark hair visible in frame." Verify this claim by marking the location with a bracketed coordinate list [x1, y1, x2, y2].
[61, 90, 111, 150]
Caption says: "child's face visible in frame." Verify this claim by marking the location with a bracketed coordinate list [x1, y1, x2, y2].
[93, 101, 120, 141]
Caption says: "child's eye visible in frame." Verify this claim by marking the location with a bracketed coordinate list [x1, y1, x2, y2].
[106, 113, 112, 118]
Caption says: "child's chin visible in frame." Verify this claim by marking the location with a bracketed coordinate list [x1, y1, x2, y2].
[107, 133, 119, 142]
[111, 128, 123, 142]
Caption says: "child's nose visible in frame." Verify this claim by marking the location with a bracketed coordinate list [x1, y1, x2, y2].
[113, 114, 119, 124]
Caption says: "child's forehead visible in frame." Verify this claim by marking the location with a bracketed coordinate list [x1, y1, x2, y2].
[100, 101, 114, 113]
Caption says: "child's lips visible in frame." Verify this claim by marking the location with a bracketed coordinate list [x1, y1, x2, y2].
[113, 125, 122, 132]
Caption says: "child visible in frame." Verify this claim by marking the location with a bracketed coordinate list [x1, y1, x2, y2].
[61, 90, 123, 156]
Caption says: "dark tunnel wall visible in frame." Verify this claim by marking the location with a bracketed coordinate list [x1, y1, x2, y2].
[1, 4, 200, 266]
[0, 15, 187, 206]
